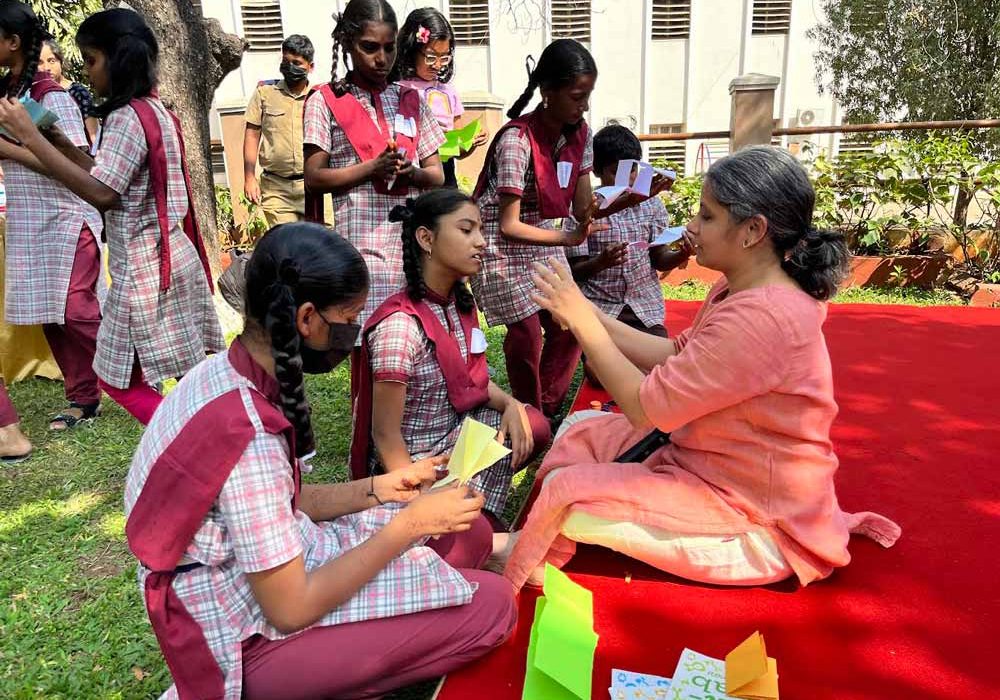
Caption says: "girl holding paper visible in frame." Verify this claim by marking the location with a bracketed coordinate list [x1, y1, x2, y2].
[471, 39, 604, 420]
[0, 2, 105, 431]
[304, 0, 445, 392]
[501, 147, 901, 590]
[121, 224, 515, 700]
[391, 7, 488, 188]
[0, 7, 223, 425]
[352, 190, 551, 527]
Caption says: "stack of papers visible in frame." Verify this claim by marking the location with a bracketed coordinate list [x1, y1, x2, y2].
[0, 96, 59, 139]
[523, 564, 599, 700]
[664, 632, 779, 700]
[432, 417, 510, 488]
[439, 118, 482, 162]
[594, 159, 677, 209]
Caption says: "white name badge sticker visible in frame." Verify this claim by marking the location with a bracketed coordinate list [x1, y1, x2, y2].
[393, 113, 417, 138]
[556, 161, 573, 189]
[470, 327, 489, 354]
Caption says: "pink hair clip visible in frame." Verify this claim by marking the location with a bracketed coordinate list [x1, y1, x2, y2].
[416, 25, 431, 44]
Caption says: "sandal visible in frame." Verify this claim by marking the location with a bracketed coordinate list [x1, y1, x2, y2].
[1, 451, 31, 464]
[49, 402, 101, 431]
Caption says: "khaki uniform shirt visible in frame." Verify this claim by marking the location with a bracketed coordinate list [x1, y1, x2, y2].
[245, 80, 309, 178]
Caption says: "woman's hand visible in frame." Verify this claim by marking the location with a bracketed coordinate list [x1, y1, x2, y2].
[374, 454, 449, 503]
[498, 399, 534, 468]
[0, 98, 39, 146]
[397, 484, 485, 538]
[531, 257, 600, 334]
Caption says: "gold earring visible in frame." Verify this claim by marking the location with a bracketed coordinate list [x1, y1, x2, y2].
[743, 240, 752, 248]
[543, 97, 549, 109]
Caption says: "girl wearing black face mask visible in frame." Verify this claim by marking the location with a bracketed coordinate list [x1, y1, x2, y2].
[122, 222, 516, 699]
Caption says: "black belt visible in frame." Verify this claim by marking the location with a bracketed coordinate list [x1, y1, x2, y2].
[263, 170, 304, 181]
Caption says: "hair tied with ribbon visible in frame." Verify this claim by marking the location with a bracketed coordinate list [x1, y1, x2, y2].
[388, 198, 417, 225]
[278, 259, 301, 287]
[416, 25, 431, 44]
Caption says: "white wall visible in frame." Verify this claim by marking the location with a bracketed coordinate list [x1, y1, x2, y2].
[206, 0, 840, 169]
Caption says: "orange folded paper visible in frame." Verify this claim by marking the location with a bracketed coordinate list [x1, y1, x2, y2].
[725, 631, 779, 700]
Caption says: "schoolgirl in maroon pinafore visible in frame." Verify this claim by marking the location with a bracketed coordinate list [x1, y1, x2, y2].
[0, 3, 103, 431]
[0, 9, 224, 425]
[471, 40, 603, 420]
[351, 191, 551, 527]
[303, 0, 445, 393]
[123, 223, 514, 699]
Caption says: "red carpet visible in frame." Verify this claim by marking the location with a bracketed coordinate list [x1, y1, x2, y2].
[437, 302, 1000, 700]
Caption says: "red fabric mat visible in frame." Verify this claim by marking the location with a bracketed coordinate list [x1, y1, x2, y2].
[437, 302, 1000, 700]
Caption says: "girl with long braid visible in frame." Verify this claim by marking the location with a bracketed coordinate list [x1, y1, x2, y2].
[122, 223, 515, 700]
[351, 190, 551, 529]
[0, 8, 224, 425]
[471, 39, 604, 421]
[303, 0, 445, 394]
[0, 1, 104, 431]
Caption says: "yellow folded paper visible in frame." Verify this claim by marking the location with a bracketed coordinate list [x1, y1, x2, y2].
[725, 632, 779, 700]
[433, 417, 511, 488]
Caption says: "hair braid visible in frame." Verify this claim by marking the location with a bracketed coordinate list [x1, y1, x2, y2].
[9, 15, 43, 98]
[329, 12, 346, 96]
[393, 201, 428, 303]
[453, 282, 475, 314]
[506, 56, 537, 119]
[263, 269, 316, 457]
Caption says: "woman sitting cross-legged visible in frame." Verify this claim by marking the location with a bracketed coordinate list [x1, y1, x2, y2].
[124, 223, 515, 700]
[351, 189, 552, 530]
[499, 146, 901, 590]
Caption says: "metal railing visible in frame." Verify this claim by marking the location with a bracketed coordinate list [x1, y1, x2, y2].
[636, 119, 1000, 143]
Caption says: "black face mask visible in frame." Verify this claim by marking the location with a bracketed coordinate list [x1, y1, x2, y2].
[280, 60, 309, 85]
[300, 315, 360, 375]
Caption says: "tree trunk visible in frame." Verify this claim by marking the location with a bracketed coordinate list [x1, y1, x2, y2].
[106, 0, 246, 273]
[953, 182, 973, 231]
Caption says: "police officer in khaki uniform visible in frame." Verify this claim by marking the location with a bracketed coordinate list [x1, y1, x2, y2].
[243, 35, 315, 229]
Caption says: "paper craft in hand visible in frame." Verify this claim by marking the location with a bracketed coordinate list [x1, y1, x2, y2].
[432, 417, 510, 489]
[609, 668, 672, 699]
[439, 118, 482, 162]
[0, 96, 59, 139]
[630, 226, 686, 251]
[654, 167, 677, 181]
[595, 159, 657, 210]
[725, 632, 779, 700]
[523, 564, 599, 700]
[594, 185, 630, 209]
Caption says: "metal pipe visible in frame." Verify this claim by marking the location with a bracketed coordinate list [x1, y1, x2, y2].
[636, 119, 1000, 142]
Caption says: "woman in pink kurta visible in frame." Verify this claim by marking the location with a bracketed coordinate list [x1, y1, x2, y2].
[502, 146, 901, 590]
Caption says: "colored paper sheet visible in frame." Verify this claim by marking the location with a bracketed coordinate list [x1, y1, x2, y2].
[0, 96, 58, 139]
[522, 565, 599, 700]
[439, 118, 482, 162]
[725, 632, 779, 700]
[669, 649, 740, 700]
[433, 417, 511, 488]
[649, 226, 686, 248]
[609, 668, 672, 699]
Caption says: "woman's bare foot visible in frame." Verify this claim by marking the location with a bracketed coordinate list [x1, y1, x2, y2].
[525, 563, 547, 588]
[0, 423, 32, 462]
[485, 531, 520, 573]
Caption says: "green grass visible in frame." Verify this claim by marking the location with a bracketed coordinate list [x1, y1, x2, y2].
[662, 279, 965, 306]
[0, 277, 955, 698]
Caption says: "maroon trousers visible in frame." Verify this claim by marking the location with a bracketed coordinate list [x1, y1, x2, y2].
[0, 381, 18, 428]
[241, 515, 517, 700]
[41, 226, 101, 406]
[503, 309, 581, 418]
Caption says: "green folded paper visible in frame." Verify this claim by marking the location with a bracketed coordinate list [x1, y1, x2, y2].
[522, 564, 599, 700]
[439, 118, 481, 163]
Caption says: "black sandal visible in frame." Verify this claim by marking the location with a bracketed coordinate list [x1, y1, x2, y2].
[49, 402, 101, 431]
[1, 452, 31, 464]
